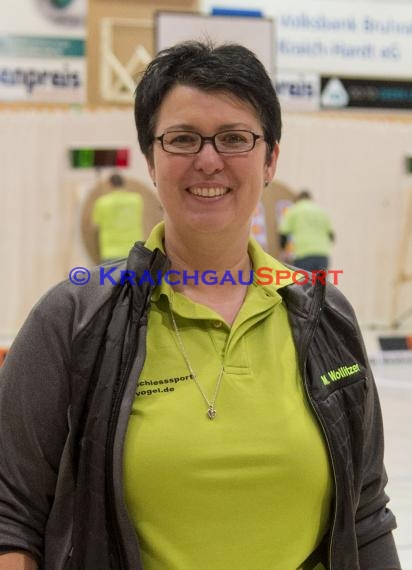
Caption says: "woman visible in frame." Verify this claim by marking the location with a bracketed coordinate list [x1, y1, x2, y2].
[0, 41, 400, 570]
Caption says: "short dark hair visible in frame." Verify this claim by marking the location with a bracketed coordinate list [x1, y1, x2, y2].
[109, 173, 124, 188]
[134, 40, 281, 160]
[297, 190, 312, 200]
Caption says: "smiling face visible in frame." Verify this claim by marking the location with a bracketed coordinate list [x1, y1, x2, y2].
[146, 85, 279, 238]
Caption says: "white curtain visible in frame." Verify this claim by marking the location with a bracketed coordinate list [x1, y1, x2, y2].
[1, 109, 412, 339]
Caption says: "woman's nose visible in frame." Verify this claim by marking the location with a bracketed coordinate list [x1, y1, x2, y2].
[193, 140, 225, 174]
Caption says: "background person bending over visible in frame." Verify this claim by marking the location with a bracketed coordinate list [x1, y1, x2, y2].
[92, 172, 144, 262]
[279, 190, 334, 271]
[0, 41, 400, 570]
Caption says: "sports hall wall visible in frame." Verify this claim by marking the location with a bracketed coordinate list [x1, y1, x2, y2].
[1, 0, 412, 340]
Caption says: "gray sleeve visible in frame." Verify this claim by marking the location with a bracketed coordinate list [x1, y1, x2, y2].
[0, 286, 74, 560]
[358, 531, 401, 569]
[325, 284, 400, 569]
[346, 302, 400, 569]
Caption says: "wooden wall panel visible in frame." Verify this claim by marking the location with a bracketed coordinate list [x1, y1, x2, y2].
[0, 0, 198, 110]
[88, 0, 199, 107]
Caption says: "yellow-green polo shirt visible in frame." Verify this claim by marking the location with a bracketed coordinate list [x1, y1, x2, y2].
[92, 190, 144, 260]
[279, 198, 333, 259]
[123, 223, 332, 570]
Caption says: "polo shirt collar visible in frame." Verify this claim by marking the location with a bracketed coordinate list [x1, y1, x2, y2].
[144, 222, 295, 307]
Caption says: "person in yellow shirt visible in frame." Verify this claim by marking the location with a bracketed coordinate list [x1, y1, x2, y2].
[279, 190, 334, 272]
[0, 41, 400, 570]
[92, 173, 144, 262]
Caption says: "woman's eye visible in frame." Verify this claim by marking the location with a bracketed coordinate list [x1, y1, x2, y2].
[220, 133, 247, 144]
[169, 134, 197, 146]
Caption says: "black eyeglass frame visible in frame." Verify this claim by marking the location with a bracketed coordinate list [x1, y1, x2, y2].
[153, 130, 266, 155]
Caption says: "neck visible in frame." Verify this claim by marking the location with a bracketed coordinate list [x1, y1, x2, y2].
[163, 222, 252, 324]
[164, 222, 251, 276]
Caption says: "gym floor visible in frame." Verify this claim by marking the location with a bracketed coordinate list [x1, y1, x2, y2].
[369, 344, 412, 570]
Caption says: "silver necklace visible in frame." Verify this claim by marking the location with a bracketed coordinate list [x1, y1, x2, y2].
[168, 304, 224, 420]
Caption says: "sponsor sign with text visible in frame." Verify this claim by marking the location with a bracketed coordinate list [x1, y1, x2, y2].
[321, 76, 412, 109]
[0, 0, 86, 103]
[204, 0, 412, 110]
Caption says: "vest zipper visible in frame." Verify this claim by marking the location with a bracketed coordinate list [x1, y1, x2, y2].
[104, 250, 168, 568]
[105, 318, 147, 569]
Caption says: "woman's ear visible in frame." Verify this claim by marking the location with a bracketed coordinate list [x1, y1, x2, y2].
[145, 155, 156, 187]
[264, 142, 280, 186]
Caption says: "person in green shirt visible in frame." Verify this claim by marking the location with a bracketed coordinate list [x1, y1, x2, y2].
[92, 173, 144, 262]
[0, 41, 400, 570]
[279, 190, 334, 272]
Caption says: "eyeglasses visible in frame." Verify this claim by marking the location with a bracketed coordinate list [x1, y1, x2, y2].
[154, 130, 265, 155]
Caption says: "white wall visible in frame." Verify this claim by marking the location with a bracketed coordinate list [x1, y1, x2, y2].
[0, 109, 150, 338]
[278, 112, 412, 328]
[1, 109, 412, 338]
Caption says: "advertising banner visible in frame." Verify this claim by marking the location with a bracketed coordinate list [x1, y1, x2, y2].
[275, 71, 320, 112]
[275, 2, 412, 81]
[320, 76, 412, 110]
[0, 0, 86, 103]
[202, 0, 412, 110]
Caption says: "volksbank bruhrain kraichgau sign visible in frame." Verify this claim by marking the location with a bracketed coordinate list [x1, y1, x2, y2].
[0, 0, 86, 104]
[203, 0, 412, 110]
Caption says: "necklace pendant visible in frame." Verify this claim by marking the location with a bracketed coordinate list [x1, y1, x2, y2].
[207, 407, 217, 420]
